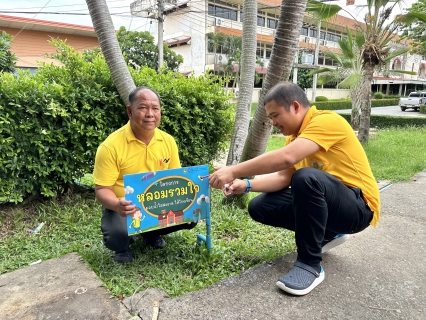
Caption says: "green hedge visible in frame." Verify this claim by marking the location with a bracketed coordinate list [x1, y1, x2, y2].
[314, 98, 399, 110]
[338, 113, 426, 128]
[0, 40, 233, 203]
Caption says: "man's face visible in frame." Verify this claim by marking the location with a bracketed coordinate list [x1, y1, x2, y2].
[127, 89, 161, 132]
[265, 100, 299, 136]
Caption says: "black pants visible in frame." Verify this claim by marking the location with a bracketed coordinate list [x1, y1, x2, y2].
[101, 207, 197, 252]
[248, 168, 373, 268]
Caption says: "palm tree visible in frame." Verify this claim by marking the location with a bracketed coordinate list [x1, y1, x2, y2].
[85, 0, 135, 105]
[309, 26, 415, 129]
[225, 0, 257, 166]
[353, 0, 426, 142]
[241, 0, 341, 164]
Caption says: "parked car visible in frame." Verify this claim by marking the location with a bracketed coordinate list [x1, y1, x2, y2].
[398, 92, 426, 111]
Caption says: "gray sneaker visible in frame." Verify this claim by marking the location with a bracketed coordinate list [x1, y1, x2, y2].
[276, 261, 325, 296]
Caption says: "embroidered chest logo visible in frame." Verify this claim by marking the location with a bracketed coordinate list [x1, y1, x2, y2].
[159, 158, 170, 166]
[311, 160, 324, 171]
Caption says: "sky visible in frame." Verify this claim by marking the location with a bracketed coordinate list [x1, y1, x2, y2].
[0, 0, 156, 32]
[333, 0, 417, 20]
[0, 0, 420, 32]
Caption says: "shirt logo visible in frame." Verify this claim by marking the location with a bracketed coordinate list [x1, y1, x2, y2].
[159, 158, 170, 166]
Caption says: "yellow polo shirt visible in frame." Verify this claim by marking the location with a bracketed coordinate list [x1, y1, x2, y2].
[94, 122, 180, 198]
[286, 106, 381, 226]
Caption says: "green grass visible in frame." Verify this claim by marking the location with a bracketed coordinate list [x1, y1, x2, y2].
[266, 127, 426, 182]
[251, 103, 257, 117]
[363, 127, 426, 181]
[1, 127, 425, 299]
[0, 190, 295, 298]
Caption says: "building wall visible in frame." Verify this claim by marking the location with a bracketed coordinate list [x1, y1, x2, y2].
[163, 2, 206, 76]
[305, 88, 351, 101]
[2, 25, 99, 68]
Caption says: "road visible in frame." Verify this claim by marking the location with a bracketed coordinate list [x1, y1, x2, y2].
[335, 105, 426, 117]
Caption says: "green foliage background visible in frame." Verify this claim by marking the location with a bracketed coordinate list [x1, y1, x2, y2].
[0, 40, 233, 203]
[117, 27, 184, 71]
[0, 30, 17, 73]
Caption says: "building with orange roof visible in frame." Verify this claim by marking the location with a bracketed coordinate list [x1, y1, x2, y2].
[0, 14, 99, 73]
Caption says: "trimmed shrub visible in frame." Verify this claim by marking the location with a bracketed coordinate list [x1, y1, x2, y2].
[0, 40, 233, 203]
[314, 98, 399, 110]
[373, 92, 384, 99]
[315, 96, 328, 102]
[420, 105, 426, 114]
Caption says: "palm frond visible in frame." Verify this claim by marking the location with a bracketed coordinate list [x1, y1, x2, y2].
[307, 67, 335, 76]
[317, 74, 339, 86]
[306, 0, 341, 20]
[338, 73, 362, 89]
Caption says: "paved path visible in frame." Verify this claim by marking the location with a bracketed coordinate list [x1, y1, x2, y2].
[335, 105, 426, 117]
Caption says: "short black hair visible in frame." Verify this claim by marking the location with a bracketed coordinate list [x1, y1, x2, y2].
[264, 82, 310, 111]
[128, 86, 161, 106]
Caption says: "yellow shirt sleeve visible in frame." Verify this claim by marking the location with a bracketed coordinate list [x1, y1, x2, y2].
[93, 144, 119, 187]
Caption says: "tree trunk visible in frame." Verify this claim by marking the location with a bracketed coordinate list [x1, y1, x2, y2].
[86, 0, 135, 105]
[358, 63, 374, 143]
[226, 0, 257, 166]
[240, 0, 308, 166]
[350, 84, 362, 129]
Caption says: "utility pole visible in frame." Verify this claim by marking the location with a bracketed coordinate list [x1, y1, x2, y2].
[157, 0, 164, 70]
[312, 20, 321, 102]
[130, 0, 165, 71]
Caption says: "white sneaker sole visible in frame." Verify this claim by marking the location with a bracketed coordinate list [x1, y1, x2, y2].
[322, 234, 349, 253]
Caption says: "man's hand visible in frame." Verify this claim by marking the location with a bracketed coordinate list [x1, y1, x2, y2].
[209, 166, 235, 189]
[223, 179, 247, 195]
[116, 198, 136, 217]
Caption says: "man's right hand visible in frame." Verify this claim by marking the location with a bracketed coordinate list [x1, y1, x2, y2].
[117, 198, 136, 217]
[95, 185, 137, 217]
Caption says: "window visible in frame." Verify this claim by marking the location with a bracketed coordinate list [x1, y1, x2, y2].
[265, 45, 272, 58]
[256, 46, 263, 58]
[301, 27, 308, 36]
[208, 4, 237, 21]
[310, 29, 317, 37]
[326, 33, 341, 42]
[324, 57, 335, 66]
[267, 18, 277, 29]
[257, 16, 265, 27]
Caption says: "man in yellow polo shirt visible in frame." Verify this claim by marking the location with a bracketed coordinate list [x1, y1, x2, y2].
[209, 82, 380, 296]
[94, 86, 196, 263]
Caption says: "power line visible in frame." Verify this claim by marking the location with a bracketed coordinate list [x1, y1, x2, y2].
[14, 0, 52, 39]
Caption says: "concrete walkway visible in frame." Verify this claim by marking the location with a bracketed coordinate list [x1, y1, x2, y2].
[1, 170, 425, 320]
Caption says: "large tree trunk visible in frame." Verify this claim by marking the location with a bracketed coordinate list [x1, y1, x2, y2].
[86, 0, 135, 105]
[358, 63, 374, 143]
[226, 0, 257, 166]
[240, 0, 308, 165]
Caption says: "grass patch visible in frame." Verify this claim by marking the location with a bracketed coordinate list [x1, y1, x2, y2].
[266, 127, 426, 182]
[1, 127, 425, 299]
[250, 103, 257, 117]
[363, 127, 426, 181]
[0, 189, 295, 298]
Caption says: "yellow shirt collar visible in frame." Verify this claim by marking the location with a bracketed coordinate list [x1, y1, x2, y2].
[288, 106, 317, 142]
[124, 121, 163, 144]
